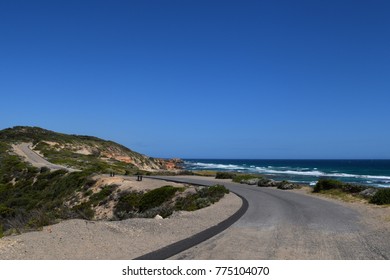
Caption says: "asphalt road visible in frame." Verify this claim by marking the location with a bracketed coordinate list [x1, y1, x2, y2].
[14, 143, 78, 172]
[149, 176, 390, 260]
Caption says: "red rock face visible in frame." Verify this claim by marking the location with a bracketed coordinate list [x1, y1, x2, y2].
[101, 152, 131, 162]
[115, 156, 133, 163]
[165, 162, 176, 170]
[162, 158, 183, 170]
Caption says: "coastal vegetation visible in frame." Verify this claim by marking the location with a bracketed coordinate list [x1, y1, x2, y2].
[114, 184, 229, 219]
[215, 172, 236, 179]
[0, 126, 227, 237]
[370, 189, 390, 205]
[175, 184, 229, 211]
[312, 178, 390, 205]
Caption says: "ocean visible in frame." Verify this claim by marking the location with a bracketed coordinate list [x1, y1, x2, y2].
[183, 159, 390, 188]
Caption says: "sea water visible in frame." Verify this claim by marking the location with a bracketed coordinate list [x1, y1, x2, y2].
[183, 159, 390, 188]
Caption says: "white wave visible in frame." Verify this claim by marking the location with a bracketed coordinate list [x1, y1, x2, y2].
[254, 167, 390, 181]
[255, 167, 325, 177]
[377, 185, 390, 188]
[187, 162, 247, 170]
[331, 173, 390, 180]
[186, 161, 390, 182]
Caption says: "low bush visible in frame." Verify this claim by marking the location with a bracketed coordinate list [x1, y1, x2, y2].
[89, 185, 116, 206]
[139, 186, 178, 212]
[142, 206, 174, 218]
[114, 191, 143, 218]
[178, 170, 195, 176]
[40, 166, 50, 173]
[215, 172, 236, 179]
[314, 178, 369, 195]
[370, 188, 390, 205]
[175, 185, 229, 211]
[313, 179, 344, 192]
[0, 204, 13, 217]
[72, 202, 94, 220]
[342, 184, 366, 193]
[232, 174, 259, 183]
[198, 184, 229, 202]
[113, 186, 179, 220]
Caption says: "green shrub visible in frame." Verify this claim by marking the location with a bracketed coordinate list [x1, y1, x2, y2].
[142, 206, 174, 218]
[174, 194, 198, 211]
[342, 184, 366, 193]
[139, 186, 178, 212]
[215, 172, 236, 179]
[0, 204, 14, 217]
[83, 189, 93, 196]
[370, 189, 390, 205]
[232, 174, 259, 183]
[114, 187, 178, 220]
[0, 223, 3, 238]
[114, 191, 143, 217]
[314, 178, 369, 195]
[198, 184, 229, 202]
[72, 202, 94, 219]
[26, 209, 53, 229]
[89, 185, 115, 206]
[178, 170, 195, 176]
[40, 166, 50, 173]
[313, 179, 344, 192]
[175, 185, 229, 211]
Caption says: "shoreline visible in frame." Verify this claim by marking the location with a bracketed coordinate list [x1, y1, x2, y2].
[182, 159, 390, 188]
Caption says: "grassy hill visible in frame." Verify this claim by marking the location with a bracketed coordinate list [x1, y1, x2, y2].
[0, 126, 185, 237]
[0, 126, 174, 174]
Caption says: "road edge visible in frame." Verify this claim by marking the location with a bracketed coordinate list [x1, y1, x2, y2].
[134, 176, 248, 260]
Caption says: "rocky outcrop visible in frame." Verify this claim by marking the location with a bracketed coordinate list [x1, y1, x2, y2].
[257, 178, 278, 187]
[255, 178, 299, 190]
[154, 158, 183, 170]
[240, 178, 259, 185]
[359, 188, 378, 198]
[277, 181, 299, 190]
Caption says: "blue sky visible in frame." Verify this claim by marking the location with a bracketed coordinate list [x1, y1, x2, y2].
[1, 0, 389, 159]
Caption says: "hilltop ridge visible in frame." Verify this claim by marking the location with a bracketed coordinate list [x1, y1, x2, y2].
[0, 126, 181, 173]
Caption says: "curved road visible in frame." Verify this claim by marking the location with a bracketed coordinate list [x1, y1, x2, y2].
[13, 143, 78, 172]
[10, 145, 389, 259]
[150, 176, 390, 259]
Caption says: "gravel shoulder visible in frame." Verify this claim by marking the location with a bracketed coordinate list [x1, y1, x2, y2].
[0, 192, 241, 259]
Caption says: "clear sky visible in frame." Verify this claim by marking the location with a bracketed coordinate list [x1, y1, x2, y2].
[1, 0, 389, 159]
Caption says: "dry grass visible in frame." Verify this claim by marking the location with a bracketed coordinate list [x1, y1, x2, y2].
[192, 170, 217, 177]
[314, 189, 368, 203]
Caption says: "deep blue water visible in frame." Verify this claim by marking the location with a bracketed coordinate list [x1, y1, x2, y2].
[183, 159, 390, 188]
